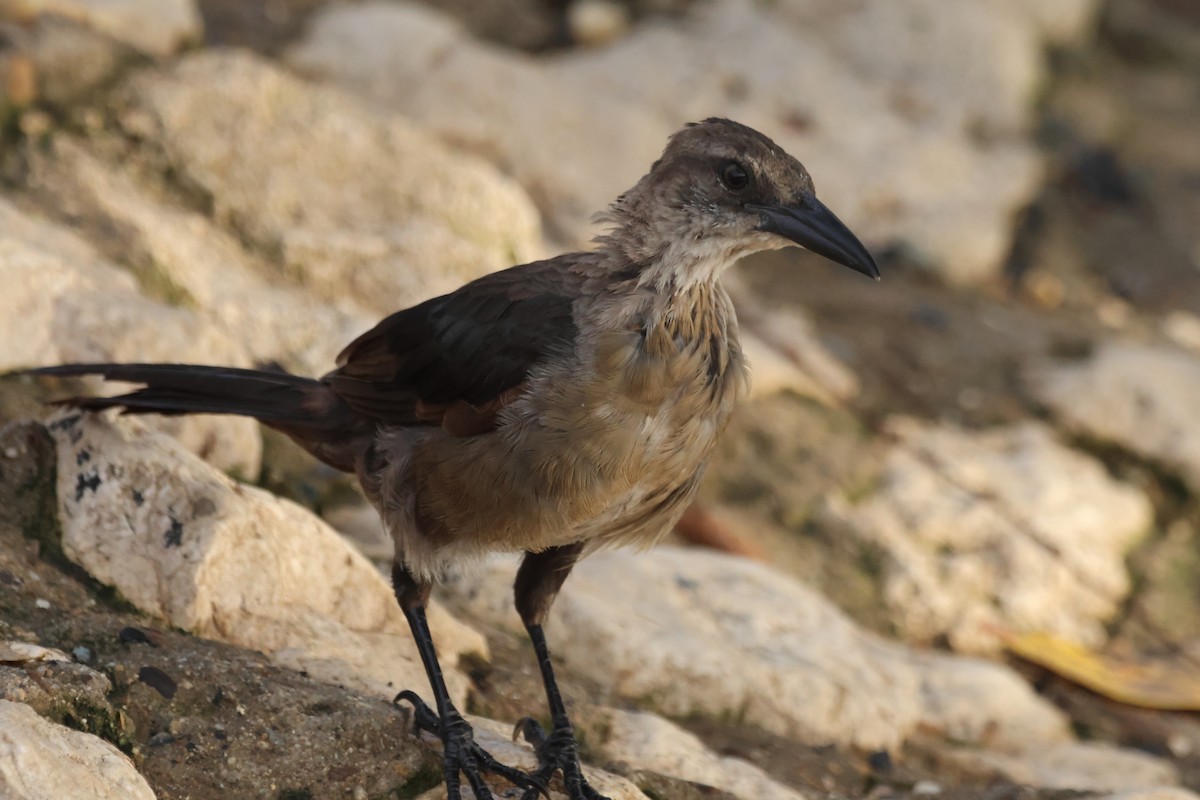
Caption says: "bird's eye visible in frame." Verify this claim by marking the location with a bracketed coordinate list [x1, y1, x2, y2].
[718, 161, 750, 192]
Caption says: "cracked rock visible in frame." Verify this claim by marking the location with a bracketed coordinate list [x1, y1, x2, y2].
[43, 412, 486, 709]
[830, 419, 1152, 652]
[444, 546, 1070, 750]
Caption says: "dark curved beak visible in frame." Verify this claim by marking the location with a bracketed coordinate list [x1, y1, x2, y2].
[749, 196, 880, 280]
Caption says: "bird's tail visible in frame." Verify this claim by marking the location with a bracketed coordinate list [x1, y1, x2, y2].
[29, 363, 365, 472]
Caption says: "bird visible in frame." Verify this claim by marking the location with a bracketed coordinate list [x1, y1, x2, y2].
[28, 118, 878, 800]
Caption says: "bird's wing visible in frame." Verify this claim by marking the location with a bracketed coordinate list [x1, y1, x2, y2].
[325, 258, 581, 432]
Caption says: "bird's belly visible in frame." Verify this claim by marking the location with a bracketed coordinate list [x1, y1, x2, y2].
[388, 333, 745, 577]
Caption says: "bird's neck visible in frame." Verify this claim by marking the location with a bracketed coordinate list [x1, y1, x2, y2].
[597, 222, 744, 294]
[641, 235, 745, 293]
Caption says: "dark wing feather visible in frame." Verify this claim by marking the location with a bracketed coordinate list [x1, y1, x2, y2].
[325, 258, 582, 426]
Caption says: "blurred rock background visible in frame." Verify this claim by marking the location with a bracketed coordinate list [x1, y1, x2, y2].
[1, 0, 1199, 798]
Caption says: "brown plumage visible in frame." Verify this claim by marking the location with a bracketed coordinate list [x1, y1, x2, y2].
[28, 118, 878, 800]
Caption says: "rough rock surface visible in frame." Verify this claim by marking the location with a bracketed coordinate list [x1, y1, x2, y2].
[44, 412, 485, 708]
[1089, 792, 1200, 800]
[25, 135, 373, 376]
[831, 419, 1152, 652]
[0, 197, 246, 373]
[289, 0, 1098, 282]
[0, 197, 262, 477]
[951, 741, 1179, 792]
[595, 708, 806, 800]
[444, 546, 1071, 750]
[0, 642, 112, 714]
[1029, 341, 1200, 492]
[0, 15, 135, 107]
[0, 0, 202, 57]
[0, 698, 157, 800]
[115, 50, 543, 317]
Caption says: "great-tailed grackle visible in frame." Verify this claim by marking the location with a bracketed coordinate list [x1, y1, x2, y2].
[30, 119, 878, 799]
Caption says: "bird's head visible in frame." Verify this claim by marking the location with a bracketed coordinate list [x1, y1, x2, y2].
[601, 118, 879, 285]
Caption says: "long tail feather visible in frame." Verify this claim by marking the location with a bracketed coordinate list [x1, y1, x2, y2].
[27, 363, 367, 472]
[29, 363, 341, 427]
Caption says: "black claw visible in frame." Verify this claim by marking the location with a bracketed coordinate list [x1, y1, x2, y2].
[394, 691, 545, 799]
[518, 720, 610, 800]
[395, 690, 441, 735]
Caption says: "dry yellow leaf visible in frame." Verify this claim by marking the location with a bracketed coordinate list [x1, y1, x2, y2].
[1006, 631, 1200, 711]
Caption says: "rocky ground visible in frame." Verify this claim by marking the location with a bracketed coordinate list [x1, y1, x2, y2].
[1, 0, 1200, 799]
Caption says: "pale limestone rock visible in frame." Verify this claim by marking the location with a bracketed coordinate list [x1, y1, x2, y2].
[596, 708, 806, 800]
[1029, 341, 1200, 492]
[287, 0, 1093, 283]
[568, 0, 631, 46]
[2, 15, 133, 107]
[1163, 312, 1200, 352]
[46, 412, 486, 709]
[771, 0, 1096, 133]
[0, 0, 201, 57]
[0, 197, 261, 477]
[950, 741, 1179, 792]
[117, 50, 543, 317]
[1088, 791, 1200, 800]
[831, 419, 1151, 652]
[26, 135, 374, 377]
[0, 642, 71, 664]
[444, 546, 1070, 750]
[0, 699, 156, 800]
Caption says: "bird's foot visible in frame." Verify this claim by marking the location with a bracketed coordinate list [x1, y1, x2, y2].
[514, 717, 610, 800]
[396, 690, 541, 800]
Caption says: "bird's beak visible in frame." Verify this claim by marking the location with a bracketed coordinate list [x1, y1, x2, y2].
[749, 196, 880, 279]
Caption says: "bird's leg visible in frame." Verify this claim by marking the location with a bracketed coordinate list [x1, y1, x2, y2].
[513, 545, 610, 800]
[391, 562, 532, 799]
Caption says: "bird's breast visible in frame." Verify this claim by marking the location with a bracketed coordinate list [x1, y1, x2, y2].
[531, 283, 749, 494]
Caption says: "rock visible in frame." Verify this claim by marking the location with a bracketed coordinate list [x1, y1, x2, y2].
[0, 641, 71, 664]
[409, 0, 561, 51]
[0, 699, 156, 799]
[288, 0, 1098, 282]
[0, 197, 261, 476]
[0, 0, 202, 57]
[771, 0, 1096, 133]
[594, 708, 805, 800]
[1029, 341, 1200, 492]
[568, 0, 631, 46]
[830, 419, 1152, 653]
[0, 15, 134, 108]
[948, 741, 1179, 792]
[444, 546, 1070, 750]
[0, 197, 241, 369]
[25, 134, 374, 376]
[116, 50, 544, 317]
[1163, 312, 1200, 353]
[44, 412, 486, 709]
[1089, 791, 1200, 800]
[0, 641, 112, 715]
